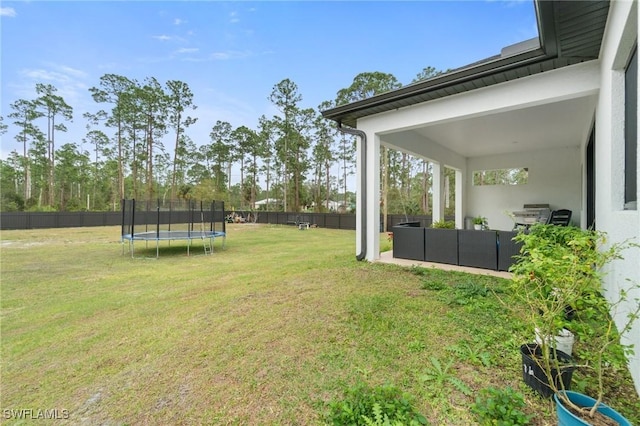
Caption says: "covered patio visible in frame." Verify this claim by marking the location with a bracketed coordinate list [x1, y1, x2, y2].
[322, 0, 606, 264]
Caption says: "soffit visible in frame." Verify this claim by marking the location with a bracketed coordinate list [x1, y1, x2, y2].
[387, 95, 597, 158]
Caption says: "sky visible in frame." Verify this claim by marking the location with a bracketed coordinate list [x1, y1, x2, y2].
[0, 0, 538, 186]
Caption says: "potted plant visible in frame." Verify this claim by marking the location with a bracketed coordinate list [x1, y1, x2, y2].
[431, 219, 455, 229]
[509, 224, 639, 425]
[472, 216, 486, 230]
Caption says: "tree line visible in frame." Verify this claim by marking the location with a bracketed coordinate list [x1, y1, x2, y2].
[1, 67, 456, 216]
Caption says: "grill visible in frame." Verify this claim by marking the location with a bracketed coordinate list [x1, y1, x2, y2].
[512, 204, 551, 228]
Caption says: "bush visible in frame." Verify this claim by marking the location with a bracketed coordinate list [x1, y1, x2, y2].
[431, 220, 455, 229]
[0, 191, 25, 211]
[509, 224, 640, 416]
[325, 381, 428, 426]
[470, 387, 531, 425]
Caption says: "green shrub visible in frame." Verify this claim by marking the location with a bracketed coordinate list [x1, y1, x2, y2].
[509, 224, 640, 415]
[473, 216, 487, 225]
[470, 387, 531, 425]
[326, 381, 428, 426]
[431, 220, 455, 229]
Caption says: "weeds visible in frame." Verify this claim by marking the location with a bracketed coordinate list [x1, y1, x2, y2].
[470, 386, 532, 425]
[407, 340, 426, 353]
[325, 381, 428, 426]
[447, 340, 493, 367]
[419, 356, 472, 397]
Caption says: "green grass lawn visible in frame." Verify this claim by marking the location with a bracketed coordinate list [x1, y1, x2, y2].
[1, 224, 638, 425]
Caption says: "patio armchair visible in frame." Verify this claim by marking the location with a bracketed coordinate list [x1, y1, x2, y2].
[547, 209, 572, 226]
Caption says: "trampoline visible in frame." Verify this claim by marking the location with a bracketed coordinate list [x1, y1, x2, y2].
[121, 199, 226, 258]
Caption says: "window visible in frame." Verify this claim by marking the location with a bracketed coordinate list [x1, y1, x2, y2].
[624, 46, 637, 210]
[473, 168, 528, 186]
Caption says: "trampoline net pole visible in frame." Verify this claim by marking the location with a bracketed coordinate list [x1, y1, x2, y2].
[222, 201, 226, 234]
[156, 199, 160, 240]
[210, 201, 214, 232]
[131, 199, 136, 238]
[188, 200, 193, 238]
[121, 198, 126, 240]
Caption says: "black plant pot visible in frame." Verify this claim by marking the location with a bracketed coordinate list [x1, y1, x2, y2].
[520, 343, 574, 398]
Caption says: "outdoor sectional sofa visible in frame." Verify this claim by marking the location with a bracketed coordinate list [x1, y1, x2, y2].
[392, 225, 522, 271]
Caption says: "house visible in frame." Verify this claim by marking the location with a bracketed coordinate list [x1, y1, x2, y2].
[254, 198, 282, 210]
[322, 1, 639, 393]
[310, 200, 346, 212]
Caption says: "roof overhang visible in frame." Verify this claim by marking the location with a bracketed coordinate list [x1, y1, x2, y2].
[322, 0, 610, 128]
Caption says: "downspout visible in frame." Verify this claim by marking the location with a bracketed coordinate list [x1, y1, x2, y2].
[336, 121, 367, 261]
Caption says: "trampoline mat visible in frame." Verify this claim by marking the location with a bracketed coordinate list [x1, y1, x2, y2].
[122, 230, 225, 241]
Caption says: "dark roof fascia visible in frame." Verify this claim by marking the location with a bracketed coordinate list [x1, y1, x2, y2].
[535, 0, 559, 56]
[322, 47, 548, 122]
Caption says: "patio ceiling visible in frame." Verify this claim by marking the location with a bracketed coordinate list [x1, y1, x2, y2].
[384, 94, 598, 158]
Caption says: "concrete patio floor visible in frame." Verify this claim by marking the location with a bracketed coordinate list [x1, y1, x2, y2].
[376, 251, 512, 279]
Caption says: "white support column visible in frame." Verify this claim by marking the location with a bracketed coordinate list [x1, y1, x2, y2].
[355, 131, 364, 258]
[354, 128, 381, 262]
[432, 162, 444, 223]
[455, 169, 464, 229]
[366, 133, 381, 261]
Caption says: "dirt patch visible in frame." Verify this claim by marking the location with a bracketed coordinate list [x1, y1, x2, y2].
[0, 241, 44, 248]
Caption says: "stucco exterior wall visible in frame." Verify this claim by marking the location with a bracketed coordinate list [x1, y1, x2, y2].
[467, 147, 582, 231]
[594, 0, 640, 394]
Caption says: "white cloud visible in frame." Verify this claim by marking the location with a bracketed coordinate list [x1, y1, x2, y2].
[229, 11, 239, 23]
[211, 52, 230, 60]
[210, 50, 251, 60]
[174, 18, 186, 25]
[179, 57, 208, 63]
[56, 65, 88, 80]
[26, 63, 88, 82]
[0, 7, 16, 17]
[153, 34, 187, 44]
[17, 63, 92, 111]
[23, 69, 70, 83]
[175, 47, 199, 54]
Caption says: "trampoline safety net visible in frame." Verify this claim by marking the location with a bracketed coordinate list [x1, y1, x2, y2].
[121, 199, 226, 258]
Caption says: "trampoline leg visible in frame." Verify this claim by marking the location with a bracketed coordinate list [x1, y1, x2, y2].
[156, 240, 159, 259]
[205, 236, 213, 255]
